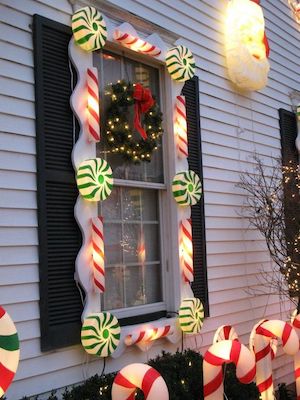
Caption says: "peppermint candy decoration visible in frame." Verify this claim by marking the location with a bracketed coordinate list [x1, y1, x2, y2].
[81, 312, 120, 357]
[179, 298, 204, 334]
[72, 6, 107, 52]
[166, 45, 195, 82]
[76, 158, 113, 202]
[0, 306, 20, 398]
[172, 170, 202, 206]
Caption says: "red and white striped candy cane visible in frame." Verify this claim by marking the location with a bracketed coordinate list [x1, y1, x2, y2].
[91, 217, 105, 293]
[87, 68, 100, 142]
[125, 325, 173, 346]
[253, 320, 299, 400]
[249, 319, 277, 361]
[291, 310, 300, 400]
[180, 219, 194, 283]
[203, 340, 256, 400]
[113, 29, 161, 57]
[213, 325, 238, 343]
[175, 96, 188, 159]
[112, 363, 169, 400]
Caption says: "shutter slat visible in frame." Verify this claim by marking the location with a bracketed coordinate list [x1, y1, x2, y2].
[33, 14, 82, 351]
[182, 77, 209, 316]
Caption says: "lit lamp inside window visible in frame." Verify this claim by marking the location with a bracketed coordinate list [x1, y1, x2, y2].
[225, 0, 270, 91]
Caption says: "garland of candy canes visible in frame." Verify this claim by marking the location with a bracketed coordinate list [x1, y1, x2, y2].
[291, 310, 300, 400]
[203, 340, 256, 400]
[180, 219, 194, 283]
[125, 325, 173, 347]
[86, 68, 100, 142]
[0, 306, 20, 398]
[112, 363, 169, 400]
[253, 320, 298, 400]
[113, 29, 161, 57]
[175, 96, 188, 159]
[91, 217, 105, 293]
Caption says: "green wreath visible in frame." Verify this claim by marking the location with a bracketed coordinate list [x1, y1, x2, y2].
[104, 80, 163, 163]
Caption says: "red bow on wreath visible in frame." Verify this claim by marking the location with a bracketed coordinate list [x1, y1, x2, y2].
[133, 83, 154, 140]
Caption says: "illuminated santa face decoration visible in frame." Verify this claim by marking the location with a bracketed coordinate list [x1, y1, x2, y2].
[289, 0, 300, 24]
[225, 0, 270, 91]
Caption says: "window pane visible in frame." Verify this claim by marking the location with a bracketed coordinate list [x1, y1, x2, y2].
[101, 187, 162, 310]
[94, 50, 164, 183]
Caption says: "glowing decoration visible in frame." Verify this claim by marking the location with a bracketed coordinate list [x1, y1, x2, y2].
[249, 319, 277, 360]
[172, 170, 202, 206]
[225, 0, 270, 91]
[125, 325, 173, 346]
[81, 312, 120, 357]
[175, 96, 188, 159]
[0, 306, 20, 398]
[76, 158, 113, 202]
[87, 68, 100, 142]
[112, 363, 169, 400]
[179, 298, 204, 334]
[166, 45, 196, 82]
[296, 103, 300, 154]
[253, 319, 298, 400]
[72, 6, 107, 52]
[213, 325, 238, 343]
[291, 310, 300, 400]
[113, 29, 161, 57]
[289, 0, 300, 24]
[203, 340, 256, 400]
[180, 219, 194, 283]
[91, 217, 105, 293]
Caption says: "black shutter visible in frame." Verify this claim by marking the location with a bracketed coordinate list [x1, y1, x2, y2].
[182, 76, 209, 315]
[33, 15, 82, 351]
[279, 109, 298, 165]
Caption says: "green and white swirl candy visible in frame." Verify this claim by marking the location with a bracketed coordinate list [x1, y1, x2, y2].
[76, 158, 113, 202]
[165, 45, 195, 82]
[172, 170, 202, 206]
[179, 298, 204, 334]
[72, 6, 107, 52]
[81, 312, 120, 357]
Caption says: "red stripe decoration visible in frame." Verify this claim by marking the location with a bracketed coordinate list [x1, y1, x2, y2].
[125, 325, 173, 347]
[257, 375, 273, 393]
[203, 340, 255, 400]
[175, 96, 188, 159]
[0, 307, 5, 318]
[113, 29, 161, 57]
[87, 68, 100, 142]
[91, 217, 105, 293]
[180, 219, 194, 283]
[0, 363, 15, 393]
[295, 367, 300, 379]
[111, 363, 169, 400]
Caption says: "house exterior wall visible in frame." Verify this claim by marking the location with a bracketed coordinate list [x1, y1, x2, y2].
[0, 0, 299, 398]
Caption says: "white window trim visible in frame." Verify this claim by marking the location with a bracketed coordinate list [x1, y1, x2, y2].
[69, 15, 195, 357]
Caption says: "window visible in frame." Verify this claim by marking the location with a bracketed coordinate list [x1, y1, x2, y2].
[94, 50, 166, 320]
[33, 14, 208, 351]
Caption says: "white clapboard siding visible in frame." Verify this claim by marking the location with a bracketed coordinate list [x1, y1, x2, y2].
[0, 0, 299, 398]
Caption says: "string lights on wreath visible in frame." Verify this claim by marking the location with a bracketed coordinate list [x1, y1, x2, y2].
[104, 80, 163, 163]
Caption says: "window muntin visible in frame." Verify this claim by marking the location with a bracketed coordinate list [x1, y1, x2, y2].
[94, 50, 165, 313]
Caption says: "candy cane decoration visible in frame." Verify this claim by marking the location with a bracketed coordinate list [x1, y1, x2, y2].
[213, 325, 238, 343]
[291, 310, 300, 400]
[87, 67, 100, 142]
[91, 217, 105, 293]
[203, 340, 256, 400]
[180, 219, 194, 283]
[113, 29, 161, 57]
[253, 320, 299, 400]
[125, 325, 173, 347]
[249, 319, 277, 361]
[175, 96, 188, 159]
[112, 363, 169, 400]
